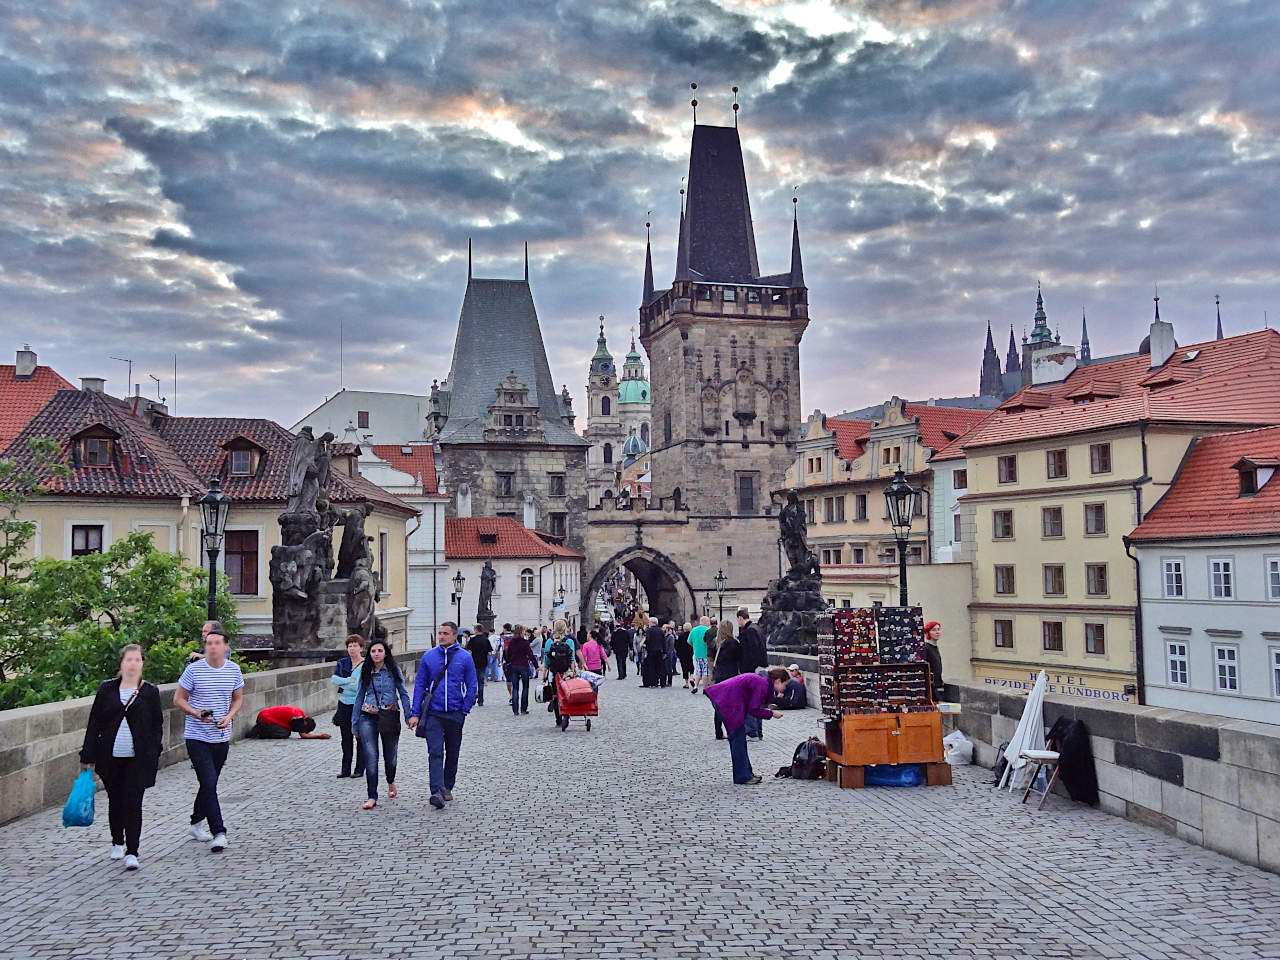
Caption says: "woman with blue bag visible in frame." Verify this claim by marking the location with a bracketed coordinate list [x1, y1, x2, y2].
[78, 644, 164, 871]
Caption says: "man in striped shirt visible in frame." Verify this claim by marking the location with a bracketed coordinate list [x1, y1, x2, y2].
[174, 622, 244, 853]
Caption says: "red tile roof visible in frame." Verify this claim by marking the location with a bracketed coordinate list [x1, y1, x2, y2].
[964, 330, 1280, 449]
[1129, 425, 1280, 540]
[4, 391, 417, 516]
[829, 405, 991, 462]
[0, 364, 74, 450]
[369, 444, 439, 494]
[445, 517, 583, 560]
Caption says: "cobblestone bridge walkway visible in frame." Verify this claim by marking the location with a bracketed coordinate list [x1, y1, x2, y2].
[1, 677, 1278, 960]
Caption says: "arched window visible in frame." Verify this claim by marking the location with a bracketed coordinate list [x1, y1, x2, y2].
[640, 422, 649, 444]
[663, 412, 672, 444]
[520, 568, 535, 593]
[603, 443, 613, 464]
[601, 396, 611, 416]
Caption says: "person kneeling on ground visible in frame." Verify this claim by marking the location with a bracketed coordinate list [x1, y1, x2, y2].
[703, 667, 789, 786]
[246, 705, 332, 739]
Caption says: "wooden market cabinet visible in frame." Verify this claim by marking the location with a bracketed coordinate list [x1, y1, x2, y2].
[825, 711, 943, 766]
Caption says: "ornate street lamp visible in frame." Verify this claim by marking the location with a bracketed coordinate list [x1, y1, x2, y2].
[714, 567, 728, 622]
[883, 467, 921, 607]
[196, 478, 232, 621]
[452, 570, 465, 626]
[556, 584, 566, 606]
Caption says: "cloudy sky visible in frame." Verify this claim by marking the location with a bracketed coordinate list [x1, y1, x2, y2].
[3, 0, 1277, 427]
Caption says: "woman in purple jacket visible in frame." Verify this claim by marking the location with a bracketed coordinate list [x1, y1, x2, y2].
[704, 667, 791, 785]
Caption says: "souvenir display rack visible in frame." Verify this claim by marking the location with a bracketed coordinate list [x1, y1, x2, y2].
[818, 607, 949, 788]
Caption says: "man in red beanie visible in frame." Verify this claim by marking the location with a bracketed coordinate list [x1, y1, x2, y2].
[923, 621, 944, 701]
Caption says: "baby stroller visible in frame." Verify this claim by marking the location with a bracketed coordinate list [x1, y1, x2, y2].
[552, 672, 598, 731]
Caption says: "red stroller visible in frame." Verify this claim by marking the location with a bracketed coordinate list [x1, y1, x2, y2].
[553, 673, 598, 731]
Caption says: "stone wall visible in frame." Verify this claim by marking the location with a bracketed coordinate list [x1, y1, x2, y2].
[0, 650, 427, 827]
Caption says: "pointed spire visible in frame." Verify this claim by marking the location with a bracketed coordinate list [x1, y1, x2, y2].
[980, 320, 1002, 397]
[985, 320, 996, 352]
[789, 193, 805, 288]
[1029, 281, 1053, 344]
[524, 241, 529, 281]
[674, 203, 690, 282]
[467, 238, 472, 280]
[1005, 325, 1021, 373]
[642, 217, 654, 306]
[1154, 292, 1161, 321]
[1215, 294, 1224, 339]
[1080, 308, 1091, 364]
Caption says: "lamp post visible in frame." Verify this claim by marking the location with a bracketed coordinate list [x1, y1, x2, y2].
[883, 467, 921, 607]
[196, 478, 232, 621]
[714, 568, 727, 622]
[451, 570, 465, 626]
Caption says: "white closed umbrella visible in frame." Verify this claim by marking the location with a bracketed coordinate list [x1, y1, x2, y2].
[997, 669, 1048, 791]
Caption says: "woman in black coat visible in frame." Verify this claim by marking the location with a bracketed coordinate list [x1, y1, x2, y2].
[79, 643, 164, 870]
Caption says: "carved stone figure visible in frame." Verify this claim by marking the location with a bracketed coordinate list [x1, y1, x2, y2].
[285, 426, 335, 516]
[779, 490, 810, 573]
[477, 558, 497, 621]
[347, 556, 379, 639]
[335, 501, 372, 579]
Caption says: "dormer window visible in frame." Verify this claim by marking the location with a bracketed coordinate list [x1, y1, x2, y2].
[230, 450, 253, 476]
[84, 437, 112, 466]
[479, 532, 498, 545]
[1240, 470, 1258, 497]
[1231, 456, 1278, 498]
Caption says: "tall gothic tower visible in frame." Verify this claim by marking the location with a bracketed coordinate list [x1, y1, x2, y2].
[639, 123, 808, 515]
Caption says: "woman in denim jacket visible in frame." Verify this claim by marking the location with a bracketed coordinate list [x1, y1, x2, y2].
[351, 639, 412, 809]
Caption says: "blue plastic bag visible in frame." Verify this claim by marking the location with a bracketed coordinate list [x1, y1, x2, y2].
[62, 770, 95, 827]
[863, 763, 924, 787]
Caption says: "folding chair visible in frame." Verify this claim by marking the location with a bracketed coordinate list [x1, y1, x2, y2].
[1019, 747, 1061, 810]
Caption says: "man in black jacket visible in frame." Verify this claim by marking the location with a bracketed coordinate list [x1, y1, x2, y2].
[737, 608, 768, 740]
[610, 623, 631, 679]
[467, 628, 493, 706]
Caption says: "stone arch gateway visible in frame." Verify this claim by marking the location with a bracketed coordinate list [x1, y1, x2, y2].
[581, 543, 697, 626]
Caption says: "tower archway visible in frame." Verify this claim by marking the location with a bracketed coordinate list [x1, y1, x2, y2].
[581, 545, 697, 627]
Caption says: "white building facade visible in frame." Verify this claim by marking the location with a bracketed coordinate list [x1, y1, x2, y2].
[292, 389, 430, 446]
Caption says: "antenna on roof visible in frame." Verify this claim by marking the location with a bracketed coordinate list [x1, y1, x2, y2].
[524, 241, 529, 281]
[148, 374, 162, 400]
[173, 354, 178, 415]
[732, 85, 739, 127]
[109, 356, 133, 395]
[467, 238, 472, 280]
[689, 82, 698, 124]
[339, 319, 344, 390]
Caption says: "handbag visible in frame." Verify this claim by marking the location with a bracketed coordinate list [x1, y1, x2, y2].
[414, 648, 456, 738]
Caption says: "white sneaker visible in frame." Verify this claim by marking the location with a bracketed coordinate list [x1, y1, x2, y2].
[123, 854, 138, 871]
[209, 833, 227, 852]
[188, 823, 213, 842]
[109, 844, 125, 860]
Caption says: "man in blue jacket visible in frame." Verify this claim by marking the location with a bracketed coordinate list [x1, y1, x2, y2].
[411, 621, 478, 809]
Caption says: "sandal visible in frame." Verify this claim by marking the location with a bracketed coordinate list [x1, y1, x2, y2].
[362, 799, 377, 810]
[388, 785, 398, 799]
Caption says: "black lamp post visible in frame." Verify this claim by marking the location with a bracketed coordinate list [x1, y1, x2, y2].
[713, 568, 727, 621]
[196, 477, 232, 621]
[556, 584, 566, 607]
[883, 467, 921, 607]
[451, 570, 465, 626]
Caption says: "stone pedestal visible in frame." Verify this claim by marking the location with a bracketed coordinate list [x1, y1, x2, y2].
[318, 580, 351, 647]
[758, 567, 826, 656]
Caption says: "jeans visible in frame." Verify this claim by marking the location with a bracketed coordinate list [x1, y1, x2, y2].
[745, 714, 763, 739]
[355, 712, 400, 800]
[186, 738, 229, 835]
[336, 704, 365, 776]
[486, 652, 501, 681]
[715, 709, 754, 783]
[614, 650, 628, 679]
[474, 674, 486, 706]
[102, 759, 144, 856]
[507, 667, 530, 714]
[424, 710, 465, 797]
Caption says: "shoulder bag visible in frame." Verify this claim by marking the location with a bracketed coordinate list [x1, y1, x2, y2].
[414, 648, 456, 738]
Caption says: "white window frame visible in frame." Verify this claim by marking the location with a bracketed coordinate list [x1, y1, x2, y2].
[1209, 557, 1234, 600]
[229, 449, 253, 476]
[1166, 641, 1189, 687]
[1271, 646, 1280, 699]
[1213, 643, 1239, 693]
[220, 524, 266, 599]
[63, 518, 112, 560]
[519, 567, 535, 594]
[1162, 558, 1185, 599]
[1266, 556, 1280, 601]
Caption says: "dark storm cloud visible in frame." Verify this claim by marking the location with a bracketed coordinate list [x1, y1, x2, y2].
[0, 0, 1277, 424]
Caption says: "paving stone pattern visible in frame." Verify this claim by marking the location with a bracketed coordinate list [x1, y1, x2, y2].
[1, 678, 1278, 960]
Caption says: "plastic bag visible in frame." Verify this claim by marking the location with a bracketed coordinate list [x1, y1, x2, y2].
[62, 770, 96, 827]
[863, 763, 924, 787]
[942, 730, 973, 766]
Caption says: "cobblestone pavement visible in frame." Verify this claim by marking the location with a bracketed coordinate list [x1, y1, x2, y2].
[2, 676, 1279, 960]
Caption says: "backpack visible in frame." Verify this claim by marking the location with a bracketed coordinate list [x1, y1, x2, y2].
[547, 639, 573, 675]
[776, 737, 827, 779]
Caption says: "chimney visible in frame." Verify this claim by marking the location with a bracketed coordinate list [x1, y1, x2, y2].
[15, 345, 36, 379]
[80, 377, 106, 393]
[1148, 317, 1176, 369]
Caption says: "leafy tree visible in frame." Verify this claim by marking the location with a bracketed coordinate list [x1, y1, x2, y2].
[0, 532, 245, 708]
[0, 437, 70, 682]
